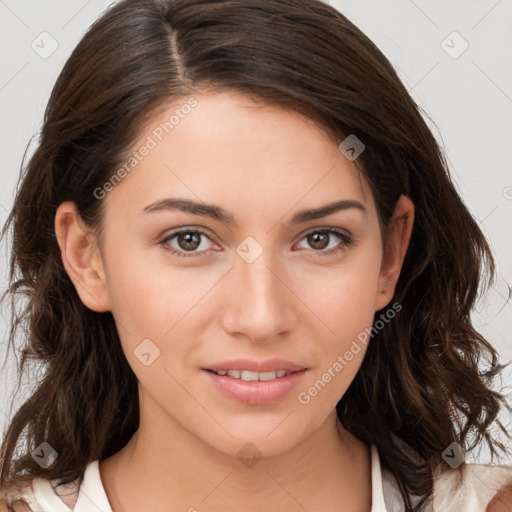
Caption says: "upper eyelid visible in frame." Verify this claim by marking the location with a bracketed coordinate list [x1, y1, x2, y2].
[160, 226, 216, 243]
[161, 225, 351, 239]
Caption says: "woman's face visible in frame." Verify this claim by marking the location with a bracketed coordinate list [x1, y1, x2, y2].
[60, 90, 410, 458]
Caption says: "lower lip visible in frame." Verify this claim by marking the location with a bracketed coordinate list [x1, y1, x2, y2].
[202, 369, 308, 405]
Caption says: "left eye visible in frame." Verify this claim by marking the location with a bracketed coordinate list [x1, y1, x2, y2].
[295, 228, 353, 255]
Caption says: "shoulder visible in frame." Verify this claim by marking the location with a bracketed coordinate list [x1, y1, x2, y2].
[433, 461, 512, 512]
[379, 452, 512, 512]
[0, 480, 38, 511]
[0, 473, 82, 512]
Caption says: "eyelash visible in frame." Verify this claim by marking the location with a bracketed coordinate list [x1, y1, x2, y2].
[159, 227, 354, 258]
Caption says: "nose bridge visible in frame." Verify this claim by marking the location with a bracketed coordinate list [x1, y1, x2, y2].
[222, 236, 294, 339]
[239, 247, 277, 298]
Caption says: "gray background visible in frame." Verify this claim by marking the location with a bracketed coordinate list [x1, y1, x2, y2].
[1, 0, 511, 465]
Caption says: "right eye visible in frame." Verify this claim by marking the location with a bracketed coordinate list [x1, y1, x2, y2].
[159, 228, 220, 257]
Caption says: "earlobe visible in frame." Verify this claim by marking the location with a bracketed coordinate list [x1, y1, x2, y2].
[375, 195, 415, 311]
[54, 201, 111, 312]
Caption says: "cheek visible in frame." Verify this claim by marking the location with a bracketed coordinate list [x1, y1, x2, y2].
[108, 267, 196, 333]
[296, 247, 382, 335]
[100, 240, 178, 335]
[102, 241, 223, 359]
[293, 259, 381, 407]
[291, 243, 382, 394]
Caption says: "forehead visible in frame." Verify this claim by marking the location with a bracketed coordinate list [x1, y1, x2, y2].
[102, 91, 374, 223]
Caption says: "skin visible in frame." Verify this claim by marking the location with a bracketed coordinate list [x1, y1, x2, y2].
[486, 485, 512, 512]
[55, 90, 414, 511]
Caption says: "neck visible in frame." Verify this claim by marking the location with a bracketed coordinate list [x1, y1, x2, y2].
[100, 405, 372, 512]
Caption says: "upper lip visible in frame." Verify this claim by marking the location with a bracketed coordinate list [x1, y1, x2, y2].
[204, 358, 308, 373]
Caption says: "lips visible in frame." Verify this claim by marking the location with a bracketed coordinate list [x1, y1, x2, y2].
[203, 367, 308, 405]
[203, 358, 307, 373]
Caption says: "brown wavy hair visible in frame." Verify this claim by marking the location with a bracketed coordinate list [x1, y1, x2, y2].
[1, 0, 510, 510]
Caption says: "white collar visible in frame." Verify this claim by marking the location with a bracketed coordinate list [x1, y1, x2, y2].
[74, 460, 113, 512]
[370, 443, 391, 511]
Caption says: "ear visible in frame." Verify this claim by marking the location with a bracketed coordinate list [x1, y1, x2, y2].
[375, 195, 414, 311]
[54, 201, 112, 312]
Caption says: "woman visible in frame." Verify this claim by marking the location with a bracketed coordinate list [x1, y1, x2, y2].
[1, 0, 511, 510]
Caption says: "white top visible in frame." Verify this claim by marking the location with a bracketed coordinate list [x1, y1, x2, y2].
[3, 444, 512, 511]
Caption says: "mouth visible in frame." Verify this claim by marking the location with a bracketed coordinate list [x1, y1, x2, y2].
[204, 368, 302, 381]
[202, 368, 308, 405]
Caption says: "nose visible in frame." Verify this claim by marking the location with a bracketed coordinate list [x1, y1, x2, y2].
[220, 244, 297, 342]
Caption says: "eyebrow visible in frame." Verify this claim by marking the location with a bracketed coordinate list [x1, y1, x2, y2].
[142, 198, 366, 225]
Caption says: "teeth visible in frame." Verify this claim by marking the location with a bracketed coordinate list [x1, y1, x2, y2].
[213, 369, 291, 380]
